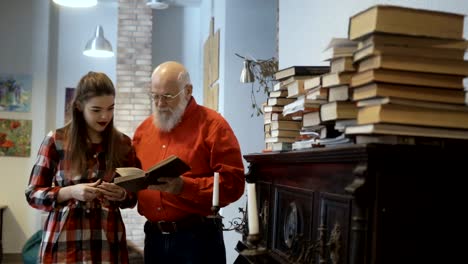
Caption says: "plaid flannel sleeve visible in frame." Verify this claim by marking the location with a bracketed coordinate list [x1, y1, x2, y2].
[25, 131, 62, 211]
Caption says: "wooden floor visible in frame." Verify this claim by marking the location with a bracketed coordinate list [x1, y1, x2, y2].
[1, 247, 143, 263]
[1, 254, 22, 264]
[1, 253, 145, 264]
[1, 252, 144, 263]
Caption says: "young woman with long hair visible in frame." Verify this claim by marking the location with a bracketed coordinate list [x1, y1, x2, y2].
[26, 71, 138, 263]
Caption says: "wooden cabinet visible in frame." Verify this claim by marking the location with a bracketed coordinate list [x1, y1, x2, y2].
[0, 205, 6, 263]
[235, 143, 467, 264]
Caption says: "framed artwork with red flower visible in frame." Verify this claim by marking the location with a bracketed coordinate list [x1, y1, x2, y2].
[0, 118, 32, 157]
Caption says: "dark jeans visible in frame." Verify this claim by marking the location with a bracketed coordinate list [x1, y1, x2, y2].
[144, 219, 226, 264]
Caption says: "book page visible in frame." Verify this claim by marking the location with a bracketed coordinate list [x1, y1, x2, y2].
[147, 155, 177, 172]
[115, 167, 145, 178]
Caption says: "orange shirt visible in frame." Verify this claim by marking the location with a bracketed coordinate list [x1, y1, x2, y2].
[133, 98, 245, 222]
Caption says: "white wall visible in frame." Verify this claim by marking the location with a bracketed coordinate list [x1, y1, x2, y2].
[54, 2, 118, 127]
[279, 0, 468, 69]
[0, 0, 55, 253]
[0, 0, 118, 254]
[222, 1, 277, 262]
[0, 0, 275, 258]
[0, 0, 35, 253]
[181, 7, 202, 97]
[196, 0, 278, 262]
[4, 0, 464, 258]
[153, 1, 277, 263]
[152, 6, 202, 103]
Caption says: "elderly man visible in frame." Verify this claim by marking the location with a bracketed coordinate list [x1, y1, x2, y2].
[133, 61, 245, 264]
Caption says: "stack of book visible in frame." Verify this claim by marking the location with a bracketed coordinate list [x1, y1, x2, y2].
[321, 37, 359, 62]
[319, 38, 360, 133]
[292, 40, 360, 150]
[263, 65, 329, 151]
[281, 66, 335, 151]
[263, 104, 301, 152]
[342, 5, 468, 143]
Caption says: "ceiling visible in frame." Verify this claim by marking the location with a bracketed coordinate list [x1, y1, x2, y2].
[99, 0, 202, 7]
[167, 0, 202, 7]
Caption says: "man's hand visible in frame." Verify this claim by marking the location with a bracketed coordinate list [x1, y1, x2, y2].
[148, 176, 184, 194]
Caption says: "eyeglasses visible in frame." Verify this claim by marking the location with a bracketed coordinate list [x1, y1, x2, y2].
[148, 88, 185, 102]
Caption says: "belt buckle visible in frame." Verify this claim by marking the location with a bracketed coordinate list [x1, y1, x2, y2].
[156, 221, 177, 234]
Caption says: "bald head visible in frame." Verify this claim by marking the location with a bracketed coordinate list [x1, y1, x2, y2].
[149, 61, 192, 106]
[151, 61, 191, 90]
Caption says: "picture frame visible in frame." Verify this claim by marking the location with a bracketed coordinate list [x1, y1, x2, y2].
[0, 118, 32, 157]
[0, 74, 32, 112]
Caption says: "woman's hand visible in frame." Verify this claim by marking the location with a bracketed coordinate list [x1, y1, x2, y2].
[57, 179, 102, 203]
[97, 182, 127, 201]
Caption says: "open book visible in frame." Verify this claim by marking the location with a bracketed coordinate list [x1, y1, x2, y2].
[114, 155, 191, 192]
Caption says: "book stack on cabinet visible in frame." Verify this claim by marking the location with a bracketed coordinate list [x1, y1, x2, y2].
[319, 38, 360, 135]
[293, 39, 360, 150]
[342, 5, 468, 143]
[263, 66, 329, 152]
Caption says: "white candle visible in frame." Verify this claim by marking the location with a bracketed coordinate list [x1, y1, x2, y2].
[212, 172, 220, 206]
[247, 183, 259, 235]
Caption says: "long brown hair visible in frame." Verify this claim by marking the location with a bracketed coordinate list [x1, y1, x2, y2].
[66, 71, 126, 176]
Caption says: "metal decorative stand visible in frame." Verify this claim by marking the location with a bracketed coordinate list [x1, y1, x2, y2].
[207, 206, 223, 219]
[208, 206, 250, 234]
[207, 206, 224, 229]
[221, 207, 248, 234]
[241, 233, 267, 256]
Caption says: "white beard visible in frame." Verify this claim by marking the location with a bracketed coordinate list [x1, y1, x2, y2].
[153, 96, 189, 132]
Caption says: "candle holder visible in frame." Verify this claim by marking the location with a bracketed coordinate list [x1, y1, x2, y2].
[222, 207, 247, 234]
[207, 205, 223, 219]
[207, 205, 224, 230]
[240, 233, 267, 256]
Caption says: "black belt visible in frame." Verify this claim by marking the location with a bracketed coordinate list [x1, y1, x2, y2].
[145, 215, 221, 234]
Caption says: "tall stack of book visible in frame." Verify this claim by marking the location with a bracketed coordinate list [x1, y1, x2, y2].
[263, 95, 299, 152]
[264, 94, 298, 149]
[292, 40, 360, 150]
[301, 75, 327, 134]
[263, 66, 329, 152]
[319, 38, 359, 133]
[343, 5, 468, 143]
[281, 66, 333, 150]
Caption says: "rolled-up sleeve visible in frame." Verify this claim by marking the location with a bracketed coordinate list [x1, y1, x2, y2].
[25, 131, 61, 211]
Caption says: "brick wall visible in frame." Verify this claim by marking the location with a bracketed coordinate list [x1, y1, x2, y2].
[116, 0, 153, 250]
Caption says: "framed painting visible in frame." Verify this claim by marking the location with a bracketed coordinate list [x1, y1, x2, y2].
[202, 17, 220, 111]
[0, 118, 32, 157]
[0, 74, 32, 112]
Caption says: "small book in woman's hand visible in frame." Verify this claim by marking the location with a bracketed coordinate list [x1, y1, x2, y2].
[114, 155, 191, 192]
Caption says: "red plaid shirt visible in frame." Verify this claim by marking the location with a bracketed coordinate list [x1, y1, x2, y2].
[25, 128, 137, 263]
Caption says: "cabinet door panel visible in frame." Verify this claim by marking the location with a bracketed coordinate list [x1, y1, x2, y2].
[257, 181, 272, 249]
[271, 185, 314, 262]
[317, 192, 352, 264]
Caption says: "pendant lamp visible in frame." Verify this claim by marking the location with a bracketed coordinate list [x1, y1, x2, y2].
[53, 0, 97, 8]
[83, 25, 114, 58]
[240, 60, 255, 83]
[147, 0, 169, 10]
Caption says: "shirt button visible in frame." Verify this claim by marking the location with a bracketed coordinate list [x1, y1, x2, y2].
[162, 145, 166, 148]
[157, 207, 161, 211]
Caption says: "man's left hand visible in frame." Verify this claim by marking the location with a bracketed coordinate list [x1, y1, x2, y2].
[148, 176, 184, 194]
